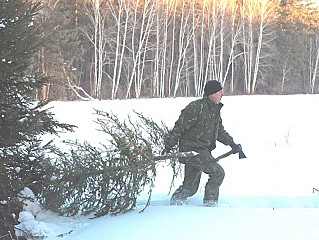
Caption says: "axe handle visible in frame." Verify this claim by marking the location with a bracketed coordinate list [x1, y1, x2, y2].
[215, 149, 234, 162]
[215, 144, 246, 162]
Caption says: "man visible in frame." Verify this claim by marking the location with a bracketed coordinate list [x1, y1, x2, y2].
[162, 80, 241, 206]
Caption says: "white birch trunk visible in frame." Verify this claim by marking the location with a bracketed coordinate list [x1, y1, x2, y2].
[125, 0, 139, 99]
[242, 0, 274, 94]
[125, 0, 155, 99]
[113, 1, 129, 99]
[93, 0, 99, 98]
[192, 1, 199, 96]
[173, 0, 192, 97]
[159, 0, 170, 98]
[168, 0, 177, 97]
[222, 0, 242, 88]
[310, 35, 319, 93]
[111, 0, 124, 99]
[153, 1, 160, 97]
[219, 1, 225, 82]
[81, 0, 107, 99]
[136, 1, 155, 98]
[198, 0, 206, 96]
[251, 0, 272, 94]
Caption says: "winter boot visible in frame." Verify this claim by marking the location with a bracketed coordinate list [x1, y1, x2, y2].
[203, 199, 218, 207]
[170, 196, 187, 206]
[170, 194, 188, 205]
[170, 199, 187, 205]
[170, 187, 189, 205]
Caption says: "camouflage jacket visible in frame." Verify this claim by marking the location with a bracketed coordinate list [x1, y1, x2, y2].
[164, 96, 234, 153]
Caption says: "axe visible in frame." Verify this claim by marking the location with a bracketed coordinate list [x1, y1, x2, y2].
[155, 145, 246, 162]
[154, 151, 198, 161]
[216, 144, 246, 162]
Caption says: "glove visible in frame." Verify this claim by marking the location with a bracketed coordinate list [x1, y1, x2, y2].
[161, 148, 170, 156]
[230, 142, 241, 154]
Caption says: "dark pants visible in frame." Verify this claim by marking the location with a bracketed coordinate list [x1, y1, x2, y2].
[171, 151, 225, 202]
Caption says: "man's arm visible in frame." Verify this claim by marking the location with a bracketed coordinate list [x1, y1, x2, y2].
[164, 102, 200, 151]
[216, 119, 234, 146]
[217, 120, 242, 153]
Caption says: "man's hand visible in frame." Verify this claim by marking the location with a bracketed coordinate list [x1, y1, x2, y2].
[230, 142, 241, 154]
[161, 148, 170, 156]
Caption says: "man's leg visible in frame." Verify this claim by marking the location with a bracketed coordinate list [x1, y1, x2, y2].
[170, 164, 202, 205]
[203, 162, 225, 206]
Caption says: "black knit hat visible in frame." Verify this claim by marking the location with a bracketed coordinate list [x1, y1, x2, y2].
[204, 80, 223, 96]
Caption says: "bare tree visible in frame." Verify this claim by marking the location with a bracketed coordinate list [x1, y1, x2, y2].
[173, 0, 193, 97]
[240, 0, 275, 94]
[222, 0, 243, 92]
[192, 0, 243, 96]
[125, 0, 156, 99]
[281, 63, 291, 94]
[192, 0, 211, 97]
[152, 0, 161, 97]
[159, 0, 174, 97]
[81, 0, 108, 99]
[205, 0, 219, 90]
[108, 0, 127, 99]
[309, 33, 319, 93]
[167, 0, 178, 97]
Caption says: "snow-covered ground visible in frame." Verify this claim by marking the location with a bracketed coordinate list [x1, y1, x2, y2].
[20, 95, 319, 239]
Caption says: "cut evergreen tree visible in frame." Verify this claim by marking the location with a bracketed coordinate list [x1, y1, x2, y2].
[43, 111, 182, 217]
[0, 0, 73, 238]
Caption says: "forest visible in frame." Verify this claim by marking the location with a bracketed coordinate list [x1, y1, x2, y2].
[32, 0, 319, 99]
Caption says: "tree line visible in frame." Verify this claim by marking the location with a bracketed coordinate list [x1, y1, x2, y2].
[36, 0, 319, 100]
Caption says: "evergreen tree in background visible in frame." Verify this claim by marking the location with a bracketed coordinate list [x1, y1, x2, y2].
[272, 0, 319, 94]
[38, 0, 85, 100]
[0, 0, 73, 238]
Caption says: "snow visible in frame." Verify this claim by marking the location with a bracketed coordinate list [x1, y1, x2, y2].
[15, 211, 51, 238]
[15, 188, 48, 238]
[17, 187, 42, 217]
[21, 95, 319, 239]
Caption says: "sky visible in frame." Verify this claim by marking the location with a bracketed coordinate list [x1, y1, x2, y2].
[14, 94, 319, 240]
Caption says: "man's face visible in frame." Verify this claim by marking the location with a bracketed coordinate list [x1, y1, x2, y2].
[208, 90, 223, 104]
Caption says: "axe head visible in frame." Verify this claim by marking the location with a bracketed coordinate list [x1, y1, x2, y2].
[238, 150, 247, 159]
[237, 144, 247, 159]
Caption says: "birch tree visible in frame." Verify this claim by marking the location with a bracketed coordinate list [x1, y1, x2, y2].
[250, 0, 275, 94]
[125, 0, 155, 99]
[81, 0, 107, 99]
[223, 0, 243, 92]
[309, 33, 319, 93]
[173, 0, 193, 97]
[108, 0, 127, 99]
[159, 0, 175, 97]
[192, 0, 211, 96]
[192, 0, 242, 96]
[167, 0, 178, 96]
[241, 0, 254, 94]
[152, 0, 161, 97]
[241, 0, 275, 94]
[192, 1, 200, 96]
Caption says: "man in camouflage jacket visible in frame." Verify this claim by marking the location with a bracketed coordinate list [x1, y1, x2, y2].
[162, 80, 241, 206]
